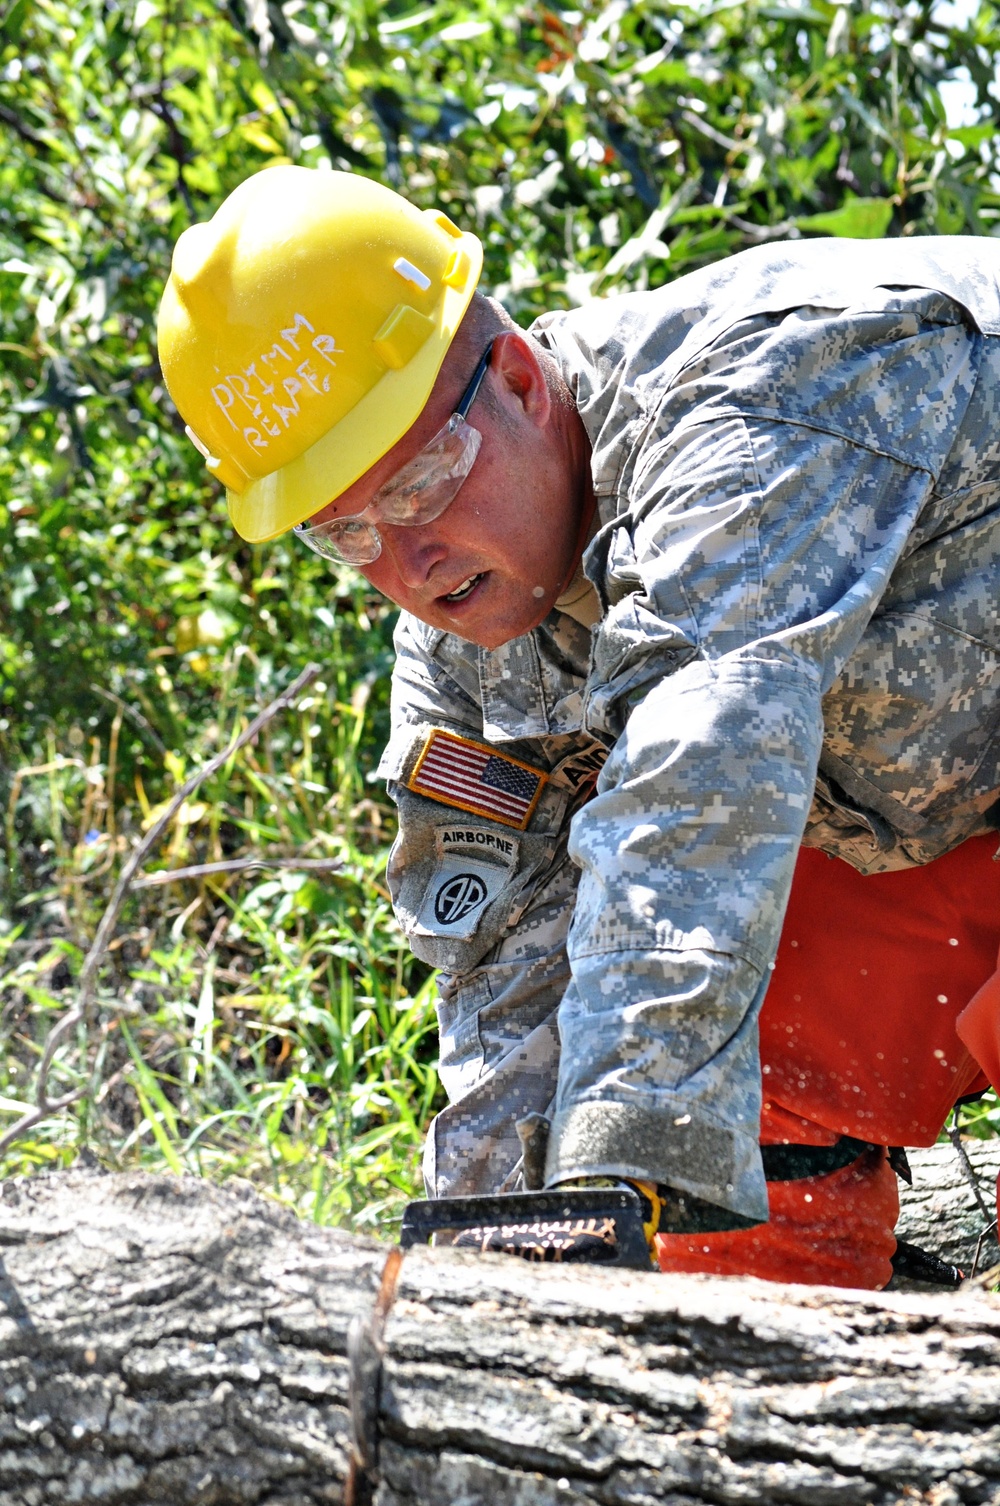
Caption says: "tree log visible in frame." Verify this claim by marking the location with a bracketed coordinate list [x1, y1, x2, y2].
[0, 1165, 998, 1506]
[894, 1140, 999, 1277]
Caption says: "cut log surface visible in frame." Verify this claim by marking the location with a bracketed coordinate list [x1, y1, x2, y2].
[0, 1164, 998, 1506]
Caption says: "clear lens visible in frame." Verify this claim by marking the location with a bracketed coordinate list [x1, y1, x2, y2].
[371, 414, 482, 527]
[293, 517, 382, 566]
[293, 406, 482, 569]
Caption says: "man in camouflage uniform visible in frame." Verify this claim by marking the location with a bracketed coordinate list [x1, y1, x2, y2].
[158, 171, 1000, 1281]
[376, 236, 1000, 1243]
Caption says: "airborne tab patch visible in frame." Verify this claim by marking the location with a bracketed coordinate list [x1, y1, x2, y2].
[407, 730, 547, 831]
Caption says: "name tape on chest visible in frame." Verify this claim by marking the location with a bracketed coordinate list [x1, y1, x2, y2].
[407, 729, 547, 831]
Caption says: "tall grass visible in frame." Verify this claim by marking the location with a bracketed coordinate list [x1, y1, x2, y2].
[0, 630, 441, 1236]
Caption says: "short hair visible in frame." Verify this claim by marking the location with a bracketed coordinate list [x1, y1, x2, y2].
[443, 292, 574, 426]
[451, 291, 517, 363]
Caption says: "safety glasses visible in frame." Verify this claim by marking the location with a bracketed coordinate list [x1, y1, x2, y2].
[294, 341, 494, 567]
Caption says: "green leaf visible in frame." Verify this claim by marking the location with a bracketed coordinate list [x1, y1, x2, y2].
[795, 198, 895, 239]
[0, 0, 28, 40]
[134, 1081, 185, 1175]
[437, 19, 492, 42]
[948, 123, 995, 149]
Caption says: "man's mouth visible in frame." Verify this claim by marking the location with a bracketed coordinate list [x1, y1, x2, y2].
[443, 573, 484, 603]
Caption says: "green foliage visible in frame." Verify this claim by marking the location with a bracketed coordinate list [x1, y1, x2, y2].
[953, 1092, 1000, 1140]
[1, 0, 997, 1216]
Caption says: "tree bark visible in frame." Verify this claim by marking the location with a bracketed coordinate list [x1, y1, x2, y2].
[0, 1163, 997, 1506]
[894, 1139, 999, 1277]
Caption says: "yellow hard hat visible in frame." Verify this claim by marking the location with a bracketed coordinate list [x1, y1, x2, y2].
[157, 166, 483, 543]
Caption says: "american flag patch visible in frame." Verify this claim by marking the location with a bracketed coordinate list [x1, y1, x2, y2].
[407, 730, 547, 831]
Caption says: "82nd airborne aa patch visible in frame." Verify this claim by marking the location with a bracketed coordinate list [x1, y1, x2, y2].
[407, 729, 547, 831]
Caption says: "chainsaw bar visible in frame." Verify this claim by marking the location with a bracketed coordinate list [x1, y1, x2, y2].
[399, 1186, 654, 1270]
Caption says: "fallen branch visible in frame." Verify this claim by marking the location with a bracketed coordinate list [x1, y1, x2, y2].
[946, 1117, 996, 1224]
[131, 855, 344, 888]
[89, 683, 168, 756]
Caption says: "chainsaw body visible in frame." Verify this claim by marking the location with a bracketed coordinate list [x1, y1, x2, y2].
[399, 1185, 654, 1270]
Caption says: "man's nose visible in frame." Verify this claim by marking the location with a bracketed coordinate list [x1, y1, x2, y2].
[379, 522, 448, 589]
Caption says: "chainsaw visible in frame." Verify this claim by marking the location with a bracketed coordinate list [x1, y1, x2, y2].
[399, 1112, 653, 1269]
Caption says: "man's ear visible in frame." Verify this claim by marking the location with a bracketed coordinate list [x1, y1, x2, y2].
[490, 332, 552, 428]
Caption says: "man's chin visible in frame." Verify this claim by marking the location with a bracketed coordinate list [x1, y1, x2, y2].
[453, 603, 556, 650]
[426, 580, 557, 649]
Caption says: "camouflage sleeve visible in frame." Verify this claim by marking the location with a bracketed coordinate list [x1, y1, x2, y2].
[546, 306, 980, 1221]
[379, 613, 598, 1198]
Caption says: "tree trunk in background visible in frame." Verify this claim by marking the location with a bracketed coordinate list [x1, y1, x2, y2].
[0, 1160, 997, 1506]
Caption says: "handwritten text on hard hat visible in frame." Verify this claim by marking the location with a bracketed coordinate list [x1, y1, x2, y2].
[210, 313, 344, 454]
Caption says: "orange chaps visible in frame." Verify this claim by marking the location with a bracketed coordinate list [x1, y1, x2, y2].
[656, 834, 1000, 1288]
